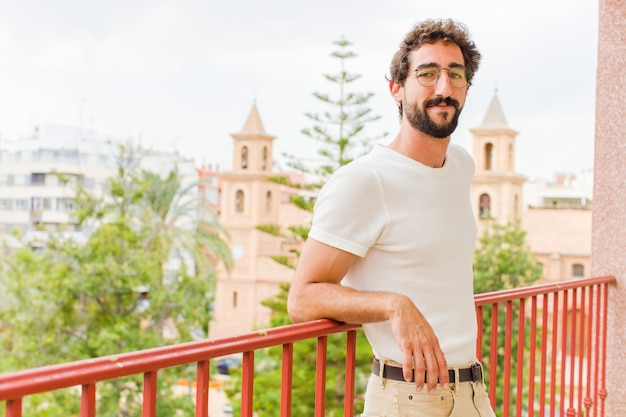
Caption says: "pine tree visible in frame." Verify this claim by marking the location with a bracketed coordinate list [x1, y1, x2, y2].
[226, 37, 387, 416]
[284, 37, 387, 184]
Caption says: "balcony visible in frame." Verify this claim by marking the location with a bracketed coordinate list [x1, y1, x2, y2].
[0, 276, 615, 417]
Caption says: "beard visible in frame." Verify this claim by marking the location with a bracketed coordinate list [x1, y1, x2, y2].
[405, 96, 462, 138]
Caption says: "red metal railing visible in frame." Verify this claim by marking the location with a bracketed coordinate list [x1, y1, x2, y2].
[0, 276, 615, 417]
[475, 276, 614, 417]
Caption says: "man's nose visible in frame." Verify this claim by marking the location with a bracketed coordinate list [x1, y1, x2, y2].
[434, 71, 453, 96]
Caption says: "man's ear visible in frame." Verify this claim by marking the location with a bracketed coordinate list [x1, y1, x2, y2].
[389, 79, 403, 105]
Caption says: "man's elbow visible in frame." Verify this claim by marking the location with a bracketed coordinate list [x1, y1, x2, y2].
[287, 291, 307, 323]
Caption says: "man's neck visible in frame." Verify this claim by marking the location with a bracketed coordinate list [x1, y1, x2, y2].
[388, 126, 450, 168]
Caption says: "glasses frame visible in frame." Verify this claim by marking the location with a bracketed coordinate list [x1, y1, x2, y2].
[413, 66, 471, 89]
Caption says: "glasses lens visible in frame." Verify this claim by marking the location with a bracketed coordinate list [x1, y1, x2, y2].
[448, 67, 469, 88]
[416, 67, 439, 87]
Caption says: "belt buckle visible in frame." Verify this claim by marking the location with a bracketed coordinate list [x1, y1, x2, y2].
[471, 363, 483, 382]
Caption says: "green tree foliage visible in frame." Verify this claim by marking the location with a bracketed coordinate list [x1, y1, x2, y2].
[473, 220, 543, 294]
[0, 144, 232, 416]
[473, 219, 543, 413]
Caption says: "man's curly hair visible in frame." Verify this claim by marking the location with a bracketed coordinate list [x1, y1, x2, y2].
[387, 19, 482, 119]
[389, 19, 482, 86]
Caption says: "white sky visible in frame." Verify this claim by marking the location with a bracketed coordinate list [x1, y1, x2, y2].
[0, 0, 598, 180]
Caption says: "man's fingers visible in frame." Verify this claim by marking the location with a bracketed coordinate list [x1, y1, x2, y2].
[402, 352, 415, 383]
[436, 350, 449, 389]
[412, 355, 427, 391]
[424, 352, 440, 393]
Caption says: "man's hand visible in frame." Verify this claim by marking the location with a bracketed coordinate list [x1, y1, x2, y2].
[387, 295, 449, 393]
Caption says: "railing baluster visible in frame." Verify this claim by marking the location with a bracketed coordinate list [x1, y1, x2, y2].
[550, 292, 559, 417]
[583, 286, 594, 416]
[143, 370, 158, 417]
[576, 288, 586, 415]
[599, 284, 609, 416]
[489, 303, 498, 410]
[344, 329, 357, 417]
[594, 284, 602, 417]
[503, 301, 513, 417]
[195, 360, 210, 417]
[560, 290, 569, 416]
[6, 398, 22, 417]
[539, 293, 549, 417]
[515, 298, 525, 417]
[241, 350, 254, 417]
[528, 296, 538, 417]
[566, 288, 577, 416]
[315, 336, 328, 417]
[81, 383, 96, 417]
[281, 343, 294, 417]
[476, 305, 484, 359]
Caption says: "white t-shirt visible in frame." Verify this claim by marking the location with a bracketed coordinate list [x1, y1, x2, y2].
[308, 144, 478, 366]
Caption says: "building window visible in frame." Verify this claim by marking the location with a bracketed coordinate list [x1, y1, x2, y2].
[0, 199, 12, 210]
[232, 291, 238, 308]
[479, 193, 491, 219]
[235, 189, 244, 213]
[15, 199, 28, 210]
[31, 197, 42, 210]
[572, 263, 585, 278]
[0, 175, 14, 186]
[265, 191, 272, 213]
[241, 146, 248, 169]
[261, 146, 268, 170]
[42, 198, 54, 210]
[58, 198, 76, 212]
[484, 143, 493, 171]
[31, 173, 46, 185]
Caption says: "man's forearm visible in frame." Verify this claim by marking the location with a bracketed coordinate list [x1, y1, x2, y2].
[288, 282, 405, 325]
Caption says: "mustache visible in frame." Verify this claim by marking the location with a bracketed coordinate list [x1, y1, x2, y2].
[425, 97, 459, 108]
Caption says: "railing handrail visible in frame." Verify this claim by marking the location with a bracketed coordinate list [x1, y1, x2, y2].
[474, 275, 616, 306]
[0, 319, 360, 401]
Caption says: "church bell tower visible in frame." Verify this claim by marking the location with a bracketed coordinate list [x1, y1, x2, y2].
[210, 103, 292, 338]
[470, 91, 526, 232]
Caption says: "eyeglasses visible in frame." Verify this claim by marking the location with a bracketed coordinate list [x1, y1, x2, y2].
[413, 66, 470, 88]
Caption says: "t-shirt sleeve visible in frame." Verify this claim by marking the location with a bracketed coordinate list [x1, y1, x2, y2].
[308, 163, 387, 257]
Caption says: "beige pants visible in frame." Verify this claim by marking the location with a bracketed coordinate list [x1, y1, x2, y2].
[361, 373, 496, 417]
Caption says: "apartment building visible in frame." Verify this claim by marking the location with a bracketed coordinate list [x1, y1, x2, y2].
[0, 123, 196, 249]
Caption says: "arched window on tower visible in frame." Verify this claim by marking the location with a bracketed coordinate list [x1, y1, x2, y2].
[241, 146, 249, 169]
[235, 189, 244, 213]
[484, 143, 493, 171]
[261, 146, 268, 170]
[479, 193, 491, 219]
[508, 143, 514, 170]
[265, 190, 272, 213]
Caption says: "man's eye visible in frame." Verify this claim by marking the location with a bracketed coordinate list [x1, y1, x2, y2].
[419, 72, 436, 78]
[450, 72, 463, 79]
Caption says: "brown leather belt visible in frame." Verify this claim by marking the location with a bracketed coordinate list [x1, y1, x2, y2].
[372, 359, 483, 383]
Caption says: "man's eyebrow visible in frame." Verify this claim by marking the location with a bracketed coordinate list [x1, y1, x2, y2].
[414, 62, 438, 71]
[414, 62, 466, 70]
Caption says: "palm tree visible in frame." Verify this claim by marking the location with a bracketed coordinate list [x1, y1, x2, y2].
[139, 169, 232, 282]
